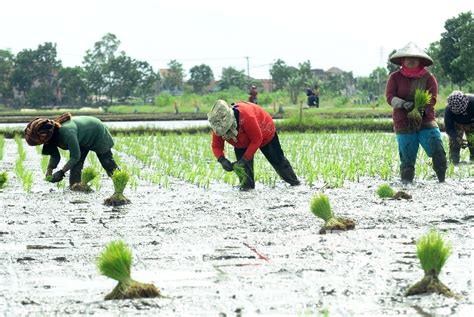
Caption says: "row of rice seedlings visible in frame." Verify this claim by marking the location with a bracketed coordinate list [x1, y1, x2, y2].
[114, 132, 471, 189]
[0, 134, 4, 160]
[14, 136, 33, 192]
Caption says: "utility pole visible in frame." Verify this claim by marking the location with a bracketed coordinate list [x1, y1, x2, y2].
[245, 56, 250, 79]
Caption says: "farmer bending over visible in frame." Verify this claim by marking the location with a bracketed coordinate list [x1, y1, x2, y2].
[208, 100, 300, 190]
[24, 113, 119, 190]
[385, 42, 447, 183]
[444, 91, 474, 164]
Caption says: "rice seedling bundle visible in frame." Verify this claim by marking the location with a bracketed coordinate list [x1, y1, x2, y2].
[71, 166, 98, 192]
[0, 171, 7, 188]
[97, 240, 160, 300]
[406, 229, 456, 297]
[104, 170, 131, 206]
[376, 183, 395, 198]
[407, 89, 432, 130]
[310, 193, 355, 234]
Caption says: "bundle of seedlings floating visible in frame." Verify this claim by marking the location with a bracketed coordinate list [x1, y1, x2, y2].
[97, 240, 161, 300]
[408, 89, 432, 130]
[406, 229, 456, 297]
[71, 166, 98, 192]
[0, 171, 7, 188]
[104, 170, 131, 206]
[310, 193, 355, 234]
[376, 183, 412, 200]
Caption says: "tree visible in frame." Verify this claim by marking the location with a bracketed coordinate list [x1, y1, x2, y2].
[287, 75, 303, 104]
[162, 60, 185, 93]
[439, 11, 474, 88]
[135, 61, 159, 103]
[298, 60, 313, 84]
[219, 67, 247, 90]
[11, 42, 62, 107]
[83, 33, 121, 102]
[386, 49, 398, 74]
[0, 49, 14, 100]
[58, 66, 88, 106]
[270, 59, 295, 91]
[426, 42, 449, 86]
[189, 64, 214, 94]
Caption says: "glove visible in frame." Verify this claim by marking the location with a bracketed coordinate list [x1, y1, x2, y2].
[403, 101, 414, 112]
[418, 106, 426, 116]
[218, 156, 233, 172]
[51, 170, 65, 183]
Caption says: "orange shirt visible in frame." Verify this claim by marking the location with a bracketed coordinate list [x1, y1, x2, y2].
[211, 102, 276, 160]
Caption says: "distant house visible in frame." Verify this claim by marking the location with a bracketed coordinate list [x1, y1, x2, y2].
[256, 79, 275, 93]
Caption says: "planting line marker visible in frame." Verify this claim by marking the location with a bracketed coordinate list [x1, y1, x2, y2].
[243, 242, 270, 262]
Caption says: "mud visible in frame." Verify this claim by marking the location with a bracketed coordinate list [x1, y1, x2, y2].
[0, 139, 473, 316]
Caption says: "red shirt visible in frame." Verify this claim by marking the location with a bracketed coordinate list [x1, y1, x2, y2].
[211, 102, 276, 160]
[385, 71, 438, 132]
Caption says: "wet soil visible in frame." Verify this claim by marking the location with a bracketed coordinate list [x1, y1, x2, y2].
[0, 140, 473, 316]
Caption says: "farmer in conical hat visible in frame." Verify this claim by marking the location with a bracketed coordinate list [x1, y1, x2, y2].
[444, 90, 474, 164]
[24, 114, 119, 189]
[385, 42, 446, 183]
[208, 100, 300, 190]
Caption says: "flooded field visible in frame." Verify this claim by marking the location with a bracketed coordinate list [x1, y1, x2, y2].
[0, 137, 473, 316]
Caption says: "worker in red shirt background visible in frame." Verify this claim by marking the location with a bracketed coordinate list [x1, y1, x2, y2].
[208, 100, 300, 190]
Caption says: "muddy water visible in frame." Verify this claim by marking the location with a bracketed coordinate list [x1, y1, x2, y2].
[0, 139, 473, 316]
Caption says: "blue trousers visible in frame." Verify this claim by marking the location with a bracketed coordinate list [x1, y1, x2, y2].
[396, 128, 443, 169]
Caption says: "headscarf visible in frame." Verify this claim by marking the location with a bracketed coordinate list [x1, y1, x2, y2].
[447, 91, 469, 115]
[24, 112, 72, 146]
[207, 100, 238, 142]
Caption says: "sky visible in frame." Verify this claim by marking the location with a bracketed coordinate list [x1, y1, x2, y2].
[1, 0, 472, 80]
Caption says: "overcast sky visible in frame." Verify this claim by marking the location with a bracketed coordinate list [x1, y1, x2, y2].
[1, 0, 472, 79]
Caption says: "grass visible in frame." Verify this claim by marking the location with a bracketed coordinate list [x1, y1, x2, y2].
[97, 240, 160, 300]
[376, 183, 395, 198]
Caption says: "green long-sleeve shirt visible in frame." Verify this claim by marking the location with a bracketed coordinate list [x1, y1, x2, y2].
[45, 116, 114, 171]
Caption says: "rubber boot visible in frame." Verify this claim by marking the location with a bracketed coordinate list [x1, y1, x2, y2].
[69, 163, 83, 187]
[400, 166, 415, 183]
[274, 159, 300, 186]
[432, 140, 447, 183]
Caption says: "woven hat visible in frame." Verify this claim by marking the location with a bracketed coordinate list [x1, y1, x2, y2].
[389, 42, 433, 66]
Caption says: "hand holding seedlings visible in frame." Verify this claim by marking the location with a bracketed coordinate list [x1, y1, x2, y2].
[51, 170, 65, 183]
[97, 240, 161, 300]
[310, 193, 355, 234]
[406, 229, 457, 298]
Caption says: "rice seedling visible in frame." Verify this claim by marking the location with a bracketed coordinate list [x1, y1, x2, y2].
[376, 183, 395, 198]
[71, 166, 98, 192]
[310, 193, 355, 234]
[407, 89, 432, 130]
[0, 135, 4, 160]
[104, 170, 131, 206]
[97, 240, 161, 300]
[406, 229, 456, 297]
[0, 171, 7, 188]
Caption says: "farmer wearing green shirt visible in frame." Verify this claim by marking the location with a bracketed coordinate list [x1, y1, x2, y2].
[24, 113, 118, 189]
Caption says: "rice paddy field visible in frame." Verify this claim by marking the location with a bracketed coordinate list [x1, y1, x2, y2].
[0, 132, 473, 316]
